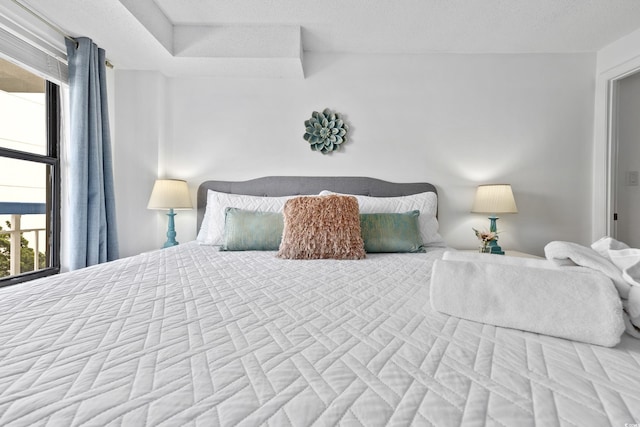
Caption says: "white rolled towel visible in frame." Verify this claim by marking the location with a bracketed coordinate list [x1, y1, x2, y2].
[430, 259, 625, 347]
[443, 250, 592, 276]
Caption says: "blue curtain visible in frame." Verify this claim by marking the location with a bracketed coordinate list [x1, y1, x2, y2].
[65, 37, 119, 270]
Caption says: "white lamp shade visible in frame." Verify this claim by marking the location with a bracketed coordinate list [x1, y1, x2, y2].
[147, 179, 193, 210]
[471, 184, 518, 214]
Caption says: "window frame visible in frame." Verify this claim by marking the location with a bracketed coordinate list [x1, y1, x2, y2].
[0, 81, 61, 286]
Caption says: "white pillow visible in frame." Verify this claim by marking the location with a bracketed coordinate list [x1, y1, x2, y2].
[197, 190, 295, 245]
[319, 190, 445, 247]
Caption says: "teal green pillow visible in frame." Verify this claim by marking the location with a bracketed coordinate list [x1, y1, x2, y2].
[222, 208, 284, 251]
[359, 210, 424, 253]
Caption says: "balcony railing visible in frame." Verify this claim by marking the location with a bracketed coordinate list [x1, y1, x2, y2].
[0, 202, 46, 277]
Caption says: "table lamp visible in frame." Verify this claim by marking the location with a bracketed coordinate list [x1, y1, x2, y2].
[147, 179, 193, 248]
[471, 184, 518, 255]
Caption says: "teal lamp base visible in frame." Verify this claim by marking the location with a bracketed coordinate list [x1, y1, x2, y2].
[162, 208, 179, 248]
[487, 216, 505, 255]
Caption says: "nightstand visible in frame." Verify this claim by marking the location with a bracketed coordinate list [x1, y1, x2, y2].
[461, 249, 542, 259]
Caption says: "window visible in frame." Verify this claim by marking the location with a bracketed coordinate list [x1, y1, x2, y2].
[0, 58, 60, 286]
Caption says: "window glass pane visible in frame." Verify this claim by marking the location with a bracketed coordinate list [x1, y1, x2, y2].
[0, 58, 46, 155]
[0, 158, 49, 277]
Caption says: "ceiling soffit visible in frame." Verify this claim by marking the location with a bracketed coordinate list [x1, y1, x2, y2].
[118, 0, 303, 77]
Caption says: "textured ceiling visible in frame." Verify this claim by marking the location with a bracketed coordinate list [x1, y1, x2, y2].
[17, 0, 640, 78]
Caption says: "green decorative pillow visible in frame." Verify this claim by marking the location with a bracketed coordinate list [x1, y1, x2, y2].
[359, 210, 424, 253]
[222, 208, 284, 251]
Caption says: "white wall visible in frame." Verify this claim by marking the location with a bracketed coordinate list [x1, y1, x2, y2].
[615, 71, 640, 247]
[113, 53, 596, 256]
[113, 70, 166, 257]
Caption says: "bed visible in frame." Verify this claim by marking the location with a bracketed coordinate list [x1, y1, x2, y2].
[0, 176, 639, 426]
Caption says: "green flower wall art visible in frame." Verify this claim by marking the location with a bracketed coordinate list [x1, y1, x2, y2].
[304, 108, 349, 154]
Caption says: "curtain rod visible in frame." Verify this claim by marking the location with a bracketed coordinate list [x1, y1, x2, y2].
[10, 0, 114, 69]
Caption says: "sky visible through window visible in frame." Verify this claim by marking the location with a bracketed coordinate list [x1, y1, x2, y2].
[0, 89, 47, 253]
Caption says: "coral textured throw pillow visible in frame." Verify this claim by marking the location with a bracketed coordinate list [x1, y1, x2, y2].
[278, 195, 366, 260]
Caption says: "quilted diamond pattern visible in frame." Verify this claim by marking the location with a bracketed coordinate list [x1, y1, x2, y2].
[0, 243, 639, 426]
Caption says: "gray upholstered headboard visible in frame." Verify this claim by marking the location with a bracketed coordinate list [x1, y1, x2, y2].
[197, 176, 437, 232]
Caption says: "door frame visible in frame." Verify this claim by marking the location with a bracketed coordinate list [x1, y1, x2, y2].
[593, 57, 640, 241]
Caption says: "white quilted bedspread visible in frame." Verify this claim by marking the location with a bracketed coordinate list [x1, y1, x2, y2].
[1, 242, 639, 426]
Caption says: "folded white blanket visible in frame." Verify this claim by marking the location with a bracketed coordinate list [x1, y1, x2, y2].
[604, 248, 640, 337]
[591, 236, 630, 259]
[544, 241, 630, 298]
[430, 258, 625, 347]
[545, 239, 640, 338]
